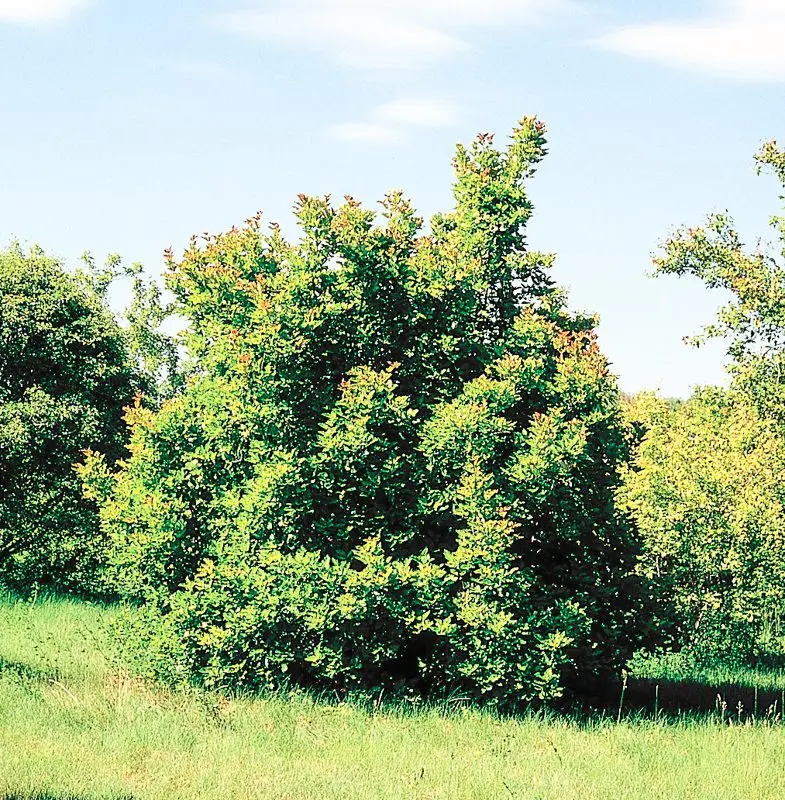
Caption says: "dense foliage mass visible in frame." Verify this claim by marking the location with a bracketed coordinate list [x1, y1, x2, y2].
[0, 246, 137, 593]
[620, 389, 785, 665]
[84, 118, 647, 704]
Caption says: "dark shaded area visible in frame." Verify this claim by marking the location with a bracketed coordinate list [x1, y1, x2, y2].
[0, 656, 60, 685]
[379, 629, 443, 690]
[253, 669, 785, 727]
[574, 675, 785, 720]
[392, 512, 463, 562]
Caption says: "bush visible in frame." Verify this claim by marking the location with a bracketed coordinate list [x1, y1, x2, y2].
[619, 388, 785, 665]
[0, 245, 137, 595]
[85, 118, 648, 705]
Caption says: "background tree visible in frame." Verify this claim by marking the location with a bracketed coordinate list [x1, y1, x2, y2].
[0, 244, 176, 594]
[654, 141, 785, 421]
[84, 118, 649, 705]
[78, 251, 182, 402]
[621, 141, 785, 665]
[620, 389, 785, 665]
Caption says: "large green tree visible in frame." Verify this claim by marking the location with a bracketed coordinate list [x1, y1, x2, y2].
[85, 118, 648, 704]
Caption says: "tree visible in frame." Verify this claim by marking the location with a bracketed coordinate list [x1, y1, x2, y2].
[0, 245, 139, 592]
[0, 245, 178, 594]
[654, 140, 785, 421]
[637, 141, 785, 663]
[619, 389, 785, 664]
[84, 118, 648, 705]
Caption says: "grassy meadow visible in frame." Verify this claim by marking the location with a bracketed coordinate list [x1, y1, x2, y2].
[2, 594, 785, 800]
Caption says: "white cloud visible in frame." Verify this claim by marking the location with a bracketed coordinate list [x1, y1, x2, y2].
[0, 0, 90, 23]
[597, 0, 785, 81]
[331, 97, 459, 144]
[216, 7, 462, 71]
[214, 0, 573, 71]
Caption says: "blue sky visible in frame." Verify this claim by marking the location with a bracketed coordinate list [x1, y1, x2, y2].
[2, 0, 784, 397]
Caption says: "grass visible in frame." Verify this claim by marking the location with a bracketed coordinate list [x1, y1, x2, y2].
[3, 594, 785, 799]
[619, 650, 785, 719]
[631, 649, 785, 691]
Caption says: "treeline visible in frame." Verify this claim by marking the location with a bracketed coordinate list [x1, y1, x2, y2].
[2, 117, 784, 707]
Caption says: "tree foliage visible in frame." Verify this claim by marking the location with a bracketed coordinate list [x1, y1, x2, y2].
[0, 245, 137, 592]
[78, 251, 181, 401]
[84, 118, 647, 705]
[654, 140, 785, 421]
[0, 243, 179, 594]
[637, 141, 785, 663]
[619, 389, 785, 664]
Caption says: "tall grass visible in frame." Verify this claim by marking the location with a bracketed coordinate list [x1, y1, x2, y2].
[3, 592, 785, 800]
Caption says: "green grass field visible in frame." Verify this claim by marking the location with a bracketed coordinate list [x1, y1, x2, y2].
[3, 594, 785, 800]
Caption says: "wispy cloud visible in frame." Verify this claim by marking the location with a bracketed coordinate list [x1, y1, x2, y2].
[217, 6, 461, 71]
[597, 0, 785, 82]
[330, 97, 460, 144]
[213, 0, 574, 72]
[0, 0, 90, 23]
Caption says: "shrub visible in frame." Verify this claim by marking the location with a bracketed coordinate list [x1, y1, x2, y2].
[85, 118, 648, 705]
[619, 389, 785, 665]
